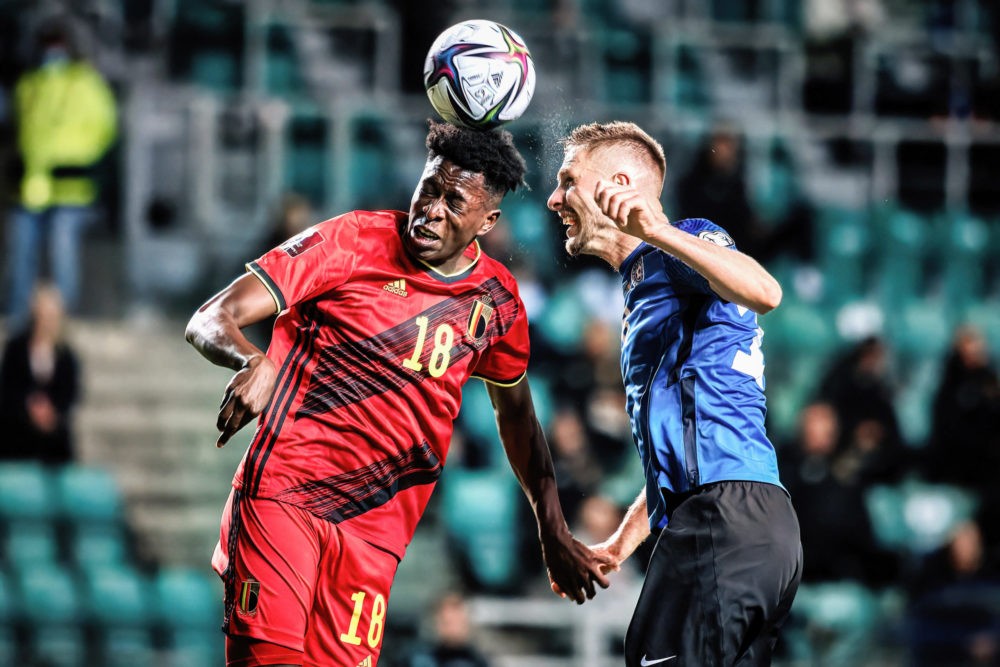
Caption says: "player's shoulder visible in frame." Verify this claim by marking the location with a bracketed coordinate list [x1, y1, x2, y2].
[675, 218, 736, 249]
[475, 246, 519, 285]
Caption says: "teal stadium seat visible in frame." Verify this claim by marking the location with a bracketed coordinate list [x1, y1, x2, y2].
[886, 297, 951, 360]
[55, 465, 124, 524]
[936, 212, 990, 311]
[0, 569, 17, 665]
[3, 521, 59, 567]
[191, 50, 239, 92]
[15, 563, 87, 667]
[0, 462, 55, 521]
[536, 286, 590, 351]
[441, 469, 521, 591]
[155, 568, 224, 667]
[874, 207, 930, 306]
[816, 207, 872, 305]
[68, 523, 129, 574]
[82, 565, 154, 667]
[866, 482, 976, 554]
[785, 581, 881, 664]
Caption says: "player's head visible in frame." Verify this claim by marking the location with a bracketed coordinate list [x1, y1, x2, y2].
[547, 121, 666, 258]
[404, 121, 526, 273]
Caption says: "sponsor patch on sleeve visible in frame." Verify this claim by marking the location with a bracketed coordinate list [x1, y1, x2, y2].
[280, 228, 325, 257]
[698, 229, 735, 248]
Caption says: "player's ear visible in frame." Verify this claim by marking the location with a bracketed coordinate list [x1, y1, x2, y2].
[612, 172, 630, 186]
[478, 209, 501, 236]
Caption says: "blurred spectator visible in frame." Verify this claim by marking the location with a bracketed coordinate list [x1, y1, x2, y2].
[549, 406, 604, 527]
[676, 126, 814, 265]
[780, 402, 899, 587]
[676, 125, 762, 258]
[402, 591, 491, 667]
[4, 15, 117, 326]
[923, 325, 1000, 495]
[818, 336, 908, 486]
[907, 519, 1000, 666]
[0, 283, 80, 464]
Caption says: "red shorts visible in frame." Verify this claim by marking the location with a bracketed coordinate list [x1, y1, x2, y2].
[213, 489, 400, 667]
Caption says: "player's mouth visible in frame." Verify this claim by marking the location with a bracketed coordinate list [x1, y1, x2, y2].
[560, 212, 579, 238]
[409, 220, 441, 248]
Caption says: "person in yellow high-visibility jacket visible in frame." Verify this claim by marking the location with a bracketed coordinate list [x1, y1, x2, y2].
[5, 18, 117, 327]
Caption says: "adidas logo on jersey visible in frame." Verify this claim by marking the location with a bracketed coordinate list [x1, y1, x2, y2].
[383, 279, 408, 297]
[356, 656, 372, 667]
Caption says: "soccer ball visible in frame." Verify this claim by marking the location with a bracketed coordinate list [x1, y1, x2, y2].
[423, 20, 536, 130]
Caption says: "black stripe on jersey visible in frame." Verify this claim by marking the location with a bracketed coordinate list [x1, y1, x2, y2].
[243, 309, 318, 495]
[241, 326, 304, 490]
[272, 442, 442, 523]
[668, 294, 709, 385]
[248, 261, 287, 312]
[251, 311, 319, 495]
[297, 277, 518, 416]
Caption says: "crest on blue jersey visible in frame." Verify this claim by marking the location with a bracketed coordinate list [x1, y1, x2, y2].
[698, 230, 735, 248]
[627, 257, 645, 292]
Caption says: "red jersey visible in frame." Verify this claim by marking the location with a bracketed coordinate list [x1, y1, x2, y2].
[236, 210, 529, 558]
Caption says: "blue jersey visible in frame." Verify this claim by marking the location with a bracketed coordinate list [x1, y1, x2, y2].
[618, 218, 784, 530]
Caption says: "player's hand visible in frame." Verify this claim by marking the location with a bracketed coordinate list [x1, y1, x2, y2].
[594, 179, 668, 242]
[549, 541, 622, 600]
[541, 529, 616, 604]
[216, 354, 277, 447]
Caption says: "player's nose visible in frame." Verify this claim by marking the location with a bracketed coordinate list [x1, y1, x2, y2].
[546, 187, 562, 212]
[424, 197, 446, 220]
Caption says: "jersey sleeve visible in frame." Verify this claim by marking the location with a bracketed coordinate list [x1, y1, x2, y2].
[470, 290, 530, 387]
[661, 218, 737, 296]
[247, 213, 361, 312]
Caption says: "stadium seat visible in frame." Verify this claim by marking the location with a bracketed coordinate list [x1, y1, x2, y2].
[886, 297, 952, 360]
[785, 581, 881, 664]
[0, 569, 17, 665]
[82, 565, 154, 667]
[936, 212, 990, 310]
[760, 301, 838, 356]
[191, 50, 240, 92]
[0, 462, 54, 521]
[154, 567, 224, 667]
[457, 380, 503, 464]
[15, 562, 87, 667]
[816, 206, 872, 304]
[536, 286, 589, 351]
[873, 207, 931, 305]
[441, 469, 522, 591]
[866, 482, 977, 554]
[3, 520, 60, 567]
[54, 465, 124, 524]
[68, 523, 129, 574]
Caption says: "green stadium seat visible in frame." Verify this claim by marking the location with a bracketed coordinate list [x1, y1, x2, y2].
[962, 299, 1000, 354]
[816, 207, 872, 304]
[536, 286, 589, 351]
[937, 213, 990, 310]
[0, 462, 54, 521]
[441, 469, 521, 591]
[873, 208, 931, 305]
[68, 523, 129, 574]
[83, 565, 154, 666]
[785, 581, 881, 664]
[55, 465, 124, 524]
[760, 301, 838, 356]
[3, 520, 60, 567]
[155, 568, 224, 667]
[457, 380, 503, 462]
[15, 562, 87, 666]
[886, 298, 952, 360]
[191, 50, 240, 92]
[866, 482, 977, 554]
[0, 570, 14, 665]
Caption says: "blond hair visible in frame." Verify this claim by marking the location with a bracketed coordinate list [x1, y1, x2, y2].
[561, 121, 666, 185]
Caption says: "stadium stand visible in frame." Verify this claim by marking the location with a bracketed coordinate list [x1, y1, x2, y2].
[1, 0, 999, 664]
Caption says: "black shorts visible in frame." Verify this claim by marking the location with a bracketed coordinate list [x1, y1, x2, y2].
[625, 481, 802, 667]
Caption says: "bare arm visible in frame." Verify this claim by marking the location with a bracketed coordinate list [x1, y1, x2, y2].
[593, 490, 650, 568]
[185, 273, 280, 447]
[595, 180, 782, 314]
[487, 378, 613, 603]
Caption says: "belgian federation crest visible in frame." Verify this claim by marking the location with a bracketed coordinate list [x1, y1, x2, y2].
[239, 579, 260, 615]
[467, 296, 495, 341]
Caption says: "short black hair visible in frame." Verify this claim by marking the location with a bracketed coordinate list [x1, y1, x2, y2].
[425, 121, 526, 198]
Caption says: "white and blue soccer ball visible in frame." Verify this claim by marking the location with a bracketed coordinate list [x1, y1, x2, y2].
[423, 20, 536, 130]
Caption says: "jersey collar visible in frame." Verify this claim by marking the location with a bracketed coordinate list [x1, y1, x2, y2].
[413, 240, 482, 284]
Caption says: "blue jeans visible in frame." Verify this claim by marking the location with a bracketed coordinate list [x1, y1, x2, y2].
[5, 205, 92, 327]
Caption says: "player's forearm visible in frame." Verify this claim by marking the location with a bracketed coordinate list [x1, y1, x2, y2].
[504, 420, 570, 535]
[603, 491, 650, 564]
[644, 224, 782, 314]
